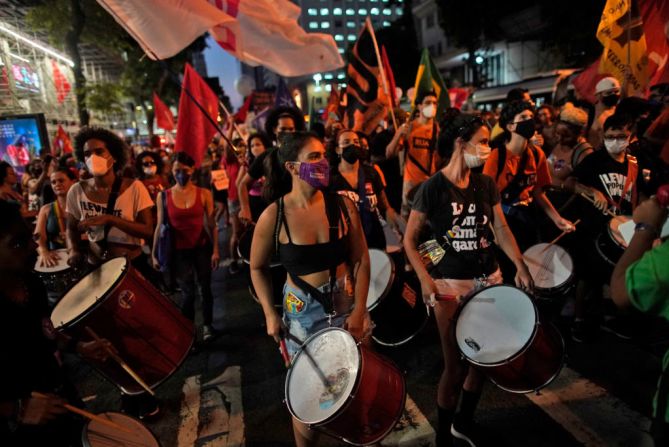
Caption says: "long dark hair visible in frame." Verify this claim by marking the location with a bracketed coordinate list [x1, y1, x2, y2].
[247, 132, 271, 166]
[263, 131, 320, 202]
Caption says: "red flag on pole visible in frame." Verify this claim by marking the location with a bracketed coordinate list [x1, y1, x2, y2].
[174, 63, 219, 167]
[234, 92, 254, 123]
[153, 92, 175, 131]
[381, 45, 397, 107]
[572, 60, 609, 104]
[52, 125, 73, 155]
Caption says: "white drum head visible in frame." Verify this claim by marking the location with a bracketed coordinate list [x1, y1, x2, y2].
[366, 249, 394, 309]
[51, 257, 127, 329]
[34, 249, 70, 273]
[456, 285, 537, 365]
[523, 243, 573, 290]
[83, 412, 159, 447]
[286, 328, 360, 424]
[609, 215, 632, 248]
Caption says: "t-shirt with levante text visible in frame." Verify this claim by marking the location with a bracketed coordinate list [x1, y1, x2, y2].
[66, 179, 153, 246]
[412, 172, 500, 279]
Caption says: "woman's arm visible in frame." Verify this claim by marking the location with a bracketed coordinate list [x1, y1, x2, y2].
[250, 204, 283, 341]
[202, 188, 220, 269]
[238, 173, 254, 223]
[385, 123, 409, 159]
[492, 204, 533, 289]
[533, 189, 573, 231]
[151, 192, 165, 265]
[34, 205, 50, 256]
[403, 210, 436, 296]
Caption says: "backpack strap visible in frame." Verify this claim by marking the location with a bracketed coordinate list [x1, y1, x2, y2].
[571, 141, 593, 168]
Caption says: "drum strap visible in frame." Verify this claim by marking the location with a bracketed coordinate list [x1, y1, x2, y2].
[100, 175, 123, 256]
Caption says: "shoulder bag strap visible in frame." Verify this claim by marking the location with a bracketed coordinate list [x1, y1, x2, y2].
[100, 175, 123, 252]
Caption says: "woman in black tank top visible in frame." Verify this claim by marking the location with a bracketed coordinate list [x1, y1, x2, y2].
[249, 132, 372, 446]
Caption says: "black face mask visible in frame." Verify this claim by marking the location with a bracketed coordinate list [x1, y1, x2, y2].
[601, 94, 620, 108]
[341, 144, 361, 164]
[513, 119, 536, 140]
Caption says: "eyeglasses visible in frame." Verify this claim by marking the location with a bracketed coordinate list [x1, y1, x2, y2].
[142, 161, 156, 167]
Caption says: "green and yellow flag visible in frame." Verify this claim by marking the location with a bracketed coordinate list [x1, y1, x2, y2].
[412, 49, 450, 115]
[597, 0, 649, 96]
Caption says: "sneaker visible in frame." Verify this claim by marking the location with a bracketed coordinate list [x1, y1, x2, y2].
[228, 262, 240, 275]
[203, 325, 214, 342]
[450, 415, 482, 447]
[600, 317, 635, 340]
[571, 319, 592, 343]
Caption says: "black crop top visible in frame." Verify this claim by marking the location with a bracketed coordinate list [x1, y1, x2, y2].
[275, 194, 348, 276]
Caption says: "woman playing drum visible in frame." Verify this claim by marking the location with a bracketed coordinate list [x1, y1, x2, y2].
[34, 169, 76, 267]
[404, 113, 533, 447]
[249, 131, 372, 446]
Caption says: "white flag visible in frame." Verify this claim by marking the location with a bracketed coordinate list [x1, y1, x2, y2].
[97, 0, 344, 77]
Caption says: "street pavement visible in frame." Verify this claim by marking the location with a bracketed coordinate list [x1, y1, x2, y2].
[63, 258, 668, 447]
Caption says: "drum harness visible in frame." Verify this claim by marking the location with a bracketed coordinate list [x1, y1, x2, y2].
[98, 175, 123, 261]
[274, 193, 350, 325]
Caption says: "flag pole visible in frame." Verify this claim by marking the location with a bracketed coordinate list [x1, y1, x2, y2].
[218, 99, 245, 139]
[365, 17, 398, 131]
[625, 0, 632, 98]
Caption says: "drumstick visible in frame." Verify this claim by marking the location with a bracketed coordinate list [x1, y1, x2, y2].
[542, 219, 581, 251]
[278, 339, 291, 368]
[579, 193, 616, 217]
[282, 330, 333, 390]
[32, 392, 133, 434]
[84, 327, 155, 396]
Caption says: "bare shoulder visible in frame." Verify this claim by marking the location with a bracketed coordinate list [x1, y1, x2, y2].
[256, 201, 278, 231]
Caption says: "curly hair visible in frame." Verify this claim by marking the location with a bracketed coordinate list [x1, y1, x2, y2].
[264, 106, 305, 139]
[134, 150, 164, 179]
[74, 126, 129, 171]
[499, 100, 535, 141]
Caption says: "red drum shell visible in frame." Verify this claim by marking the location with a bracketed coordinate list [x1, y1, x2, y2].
[51, 258, 194, 395]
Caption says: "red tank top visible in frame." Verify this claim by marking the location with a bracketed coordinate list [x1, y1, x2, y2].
[167, 188, 208, 249]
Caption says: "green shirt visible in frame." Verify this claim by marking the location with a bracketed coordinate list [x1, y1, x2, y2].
[626, 239, 669, 422]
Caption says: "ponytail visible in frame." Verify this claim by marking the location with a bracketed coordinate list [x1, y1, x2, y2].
[263, 148, 291, 202]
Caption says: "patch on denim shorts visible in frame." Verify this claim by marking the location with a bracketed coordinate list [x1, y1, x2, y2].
[285, 291, 305, 314]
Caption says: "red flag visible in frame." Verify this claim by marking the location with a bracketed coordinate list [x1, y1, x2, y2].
[640, 0, 669, 86]
[153, 92, 175, 131]
[571, 60, 609, 104]
[322, 86, 340, 121]
[175, 63, 219, 167]
[448, 88, 470, 110]
[52, 125, 73, 155]
[381, 45, 397, 106]
[234, 92, 254, 123]
[51, 60, 71, 104]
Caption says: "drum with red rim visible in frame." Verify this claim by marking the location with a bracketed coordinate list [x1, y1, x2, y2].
[285, 328, 406, 446]
[51, 257, 194, 395]
[454, 284, 565, 393]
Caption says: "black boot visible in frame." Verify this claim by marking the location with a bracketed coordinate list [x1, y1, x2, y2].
[436, 406, 454, 447]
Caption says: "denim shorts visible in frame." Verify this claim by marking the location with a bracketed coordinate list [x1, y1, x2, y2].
[282, 281, 350, 356]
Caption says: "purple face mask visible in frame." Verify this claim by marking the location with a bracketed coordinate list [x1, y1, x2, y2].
[297, 158, 330, 189]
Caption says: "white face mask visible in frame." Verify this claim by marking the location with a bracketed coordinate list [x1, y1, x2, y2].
[463, 142, 491, 168]
[422, 104, 436, 119]
[86, 154, 112, 176]
[604, 138, 628, 155]
[143, 166, 157, 176]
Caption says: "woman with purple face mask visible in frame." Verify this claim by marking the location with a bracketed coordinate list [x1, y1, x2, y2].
[152, 152, 220, 342]
[250, 132, 372, 447]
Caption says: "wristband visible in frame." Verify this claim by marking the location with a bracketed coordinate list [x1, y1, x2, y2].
[634, 222, 658, 237]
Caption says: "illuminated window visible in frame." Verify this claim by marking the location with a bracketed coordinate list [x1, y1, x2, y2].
[358, 8, 367, 15]
[396, 8, 403, 15]
[320, 8, 329, 15]
[309, 22, 318, 29]
[383, 8, 391, 15]
[382, 20, 391, 27]
[370, 8, 379, 15]
[308, 8, 317, 15]
[321, 22, 330, 28]
[325, 84, 332, 92]
[333, 7, 342, 15]
[335, 34, 344, 41]
[338, 47, 345, 54]
[337, 72, 346, 79]
[346, 8, 355, 15]
[324, 73, 334, 80]
[346, 21, 356, 28]
[347, 34, 356, 41]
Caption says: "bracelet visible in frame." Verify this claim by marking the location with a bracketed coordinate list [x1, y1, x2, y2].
[634, 222, 658, 237]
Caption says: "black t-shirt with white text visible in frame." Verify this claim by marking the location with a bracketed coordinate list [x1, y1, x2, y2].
[412, 172, 500, 279]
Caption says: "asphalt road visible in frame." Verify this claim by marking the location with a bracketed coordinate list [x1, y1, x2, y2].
[60, 254, 669, 447]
